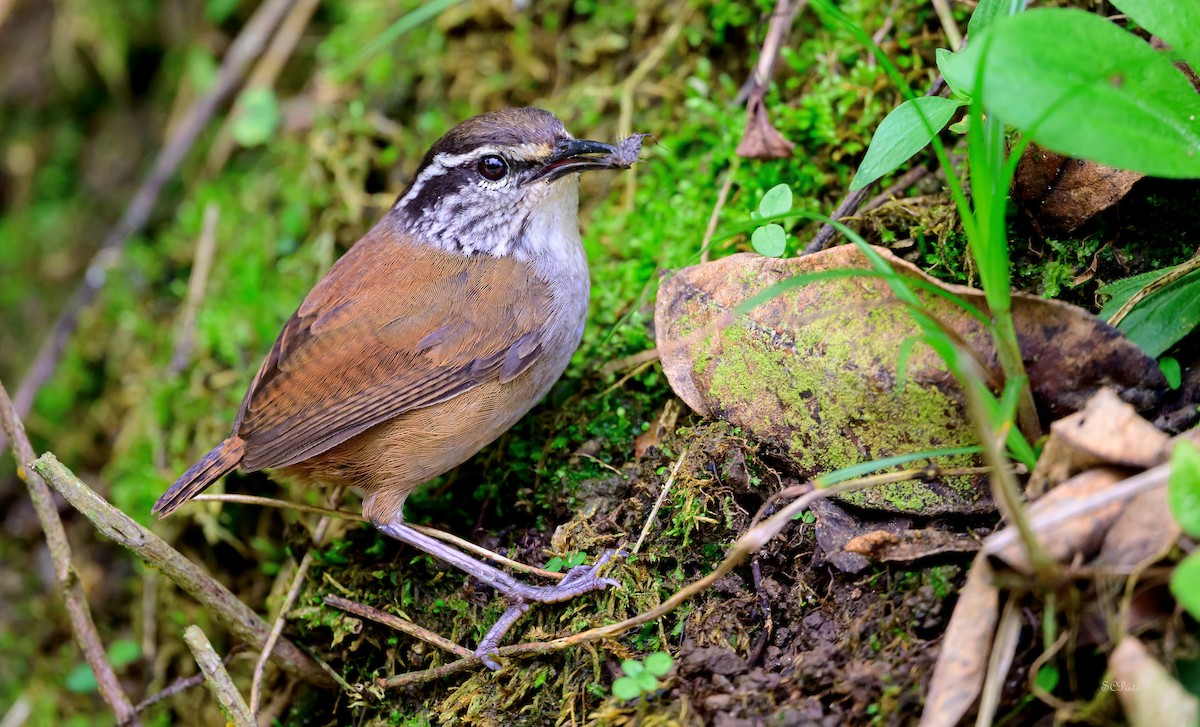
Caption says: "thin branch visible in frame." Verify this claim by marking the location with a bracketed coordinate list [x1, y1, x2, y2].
[206, 0, 322, 171]
[864, 165, 931, 212]
[323, 595, 474, 660]
[169, 203, 220, 374]
[631, 448, 688, 556]
[0, 380, 140, 725]
[28, 453, 333, 687]
[700, 160, 740, 263]
[804, 188, 870, 254]
[804, 75, 948, 256]
[376, 473, 887, 688]
[5, 0, 297, 453]
[183, 625, 254, 727]
[249, 487, 343, 716]
[617, 5, 694, 210]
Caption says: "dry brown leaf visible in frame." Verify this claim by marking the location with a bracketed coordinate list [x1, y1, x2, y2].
[655, 245, 1165, 515]
[735, 92, 794, 159]
[1028, 388, 1171, 496]
[919, 552, 999, 727]
[990, 468, 1124, 572]
[1109, 637, 1199, 727]
[1096, 487, 1181, 569]
[844, 527, 981, 563]
[1014, 144, 1144, 235]
[809, 499, 910, 573]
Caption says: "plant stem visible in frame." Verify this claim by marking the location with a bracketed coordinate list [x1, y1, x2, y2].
[29, 454, 333, 687]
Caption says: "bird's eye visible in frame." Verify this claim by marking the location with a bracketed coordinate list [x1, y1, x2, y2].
[477, 154, 509, 182]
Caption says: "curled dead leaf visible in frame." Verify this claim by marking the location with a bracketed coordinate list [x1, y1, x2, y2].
[1028, 388, 1171, 496]
[736, 92, 794, 159]
[1096, 487, 1180, 569]
[1109, 637, 1199, 727]
[1014, 144, 1144, 235]
[919, 553, 999, 727]
[844, 527, 981, 563]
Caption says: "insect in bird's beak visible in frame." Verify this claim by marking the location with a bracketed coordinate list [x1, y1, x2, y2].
[529, 136, 644, 183]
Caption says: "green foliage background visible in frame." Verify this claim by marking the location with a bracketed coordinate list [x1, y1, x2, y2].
[2, 0, 1197, 724]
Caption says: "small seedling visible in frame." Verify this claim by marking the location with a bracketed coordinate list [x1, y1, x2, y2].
[751, 183, 793, 258]
[611, 652, 674, 701]
[544, 551, 587, 573]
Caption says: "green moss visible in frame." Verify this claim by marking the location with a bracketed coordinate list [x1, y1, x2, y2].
[702, 279, 982, 514]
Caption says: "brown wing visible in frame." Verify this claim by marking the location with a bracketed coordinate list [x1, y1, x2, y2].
[233, 226, 550, 471]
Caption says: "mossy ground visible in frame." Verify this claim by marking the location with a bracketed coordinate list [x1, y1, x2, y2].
[2, 1, 1199, 725]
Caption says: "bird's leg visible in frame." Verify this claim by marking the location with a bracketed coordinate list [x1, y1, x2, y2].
[374, 519, 620, 667]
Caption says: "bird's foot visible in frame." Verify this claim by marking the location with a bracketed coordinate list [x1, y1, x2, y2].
[473, 549, 623, 669]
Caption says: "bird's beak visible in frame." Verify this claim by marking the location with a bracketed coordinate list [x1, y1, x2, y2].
[530, 139, 623, 183]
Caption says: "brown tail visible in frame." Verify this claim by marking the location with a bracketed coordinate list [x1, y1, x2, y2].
[153, 437, 245, 518]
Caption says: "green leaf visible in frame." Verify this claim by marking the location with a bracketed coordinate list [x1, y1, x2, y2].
[751, 224, 786, 257]
[231, 87, 281, 148]
[944, 8, 1200, 178]
[967, 0, 1020, 44]
[634, 670, 658, 692]
[205, 0, 241, 24]
[1169, 440, 1200, 537]
[567, 551, 587, 568]
[544, 556, 564, 573]
[107, 638, 141, 669]
[758, 183, 793, 217]
[1109, 0, 1200, 70]
[644, 651, 673, 677]
[1171, 551, 1200, 620]
[851, 96, 964, 190]
[612, 676, 641, 701]
[937, 48, 972, 99]
[1034, 664, 1060, 693]
[620, 659, 644, 677]
[1098, 267, 1175, 317]
[65, 663, 97, 693]
[1160, 356, 1182, 390]
[1107, 267, 1200, 358]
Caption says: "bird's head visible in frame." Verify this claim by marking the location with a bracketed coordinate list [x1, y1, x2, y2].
[391, 107, 638, 258]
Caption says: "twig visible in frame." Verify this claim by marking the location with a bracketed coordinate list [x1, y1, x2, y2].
[169, 203, 220, 374]
[930, 0, 963, 52]
[737, 0, 804, 103]
[189, 493, 564, 580]
[803, 188, 870, 254]
[598, 360, 656, 398]
[323, 595, 474, 660]
[983, 463, 1170, 558]
[129, 657, 230, 718]
[0, 695, 31, 727]
[0, 381, 140, 725]
[631, 449, 688, 556]
[28, 453, 333, 687]
[248, 487, 343, 716]
[4, 0, 297, 454]
[598, 348, 660, 377]
[617, 5, 694, 210]
[700, 159, 740, 263]
[207, 0, 322, 171]
[746, 557, 772, 668]
[864, 165, 931, 213]
[804, 73, 948, 256]
[183, 625, 254, 727]
[376, 472, 885, 688]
